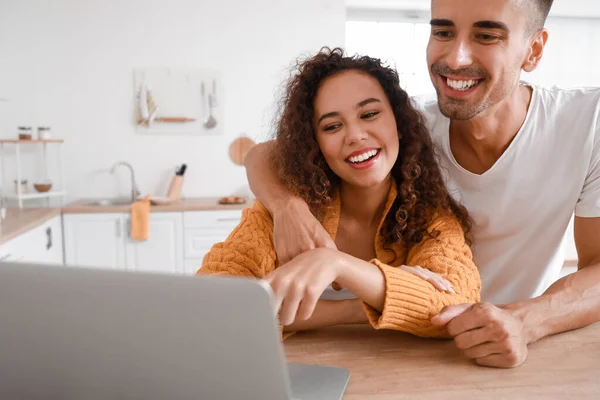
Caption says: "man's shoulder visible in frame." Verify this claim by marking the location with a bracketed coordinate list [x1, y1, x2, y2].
[532, 83, 600, 111]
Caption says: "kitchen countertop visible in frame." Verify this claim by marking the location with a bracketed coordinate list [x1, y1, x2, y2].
[0, 208, 62, 244]
[285, 323, 600, 399]
[0, 198, 250, 245]
[62, 197, 250, 214]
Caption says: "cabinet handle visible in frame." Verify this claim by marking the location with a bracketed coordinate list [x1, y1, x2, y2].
[46, 227, 53, 250]
[115, 219, 122, 237]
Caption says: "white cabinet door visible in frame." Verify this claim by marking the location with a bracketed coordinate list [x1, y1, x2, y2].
[0, 216, 64, 265]
[63, 213, 126, 269]
[183, 210, 243, 274]
[24, 216, 64, 264]
[125, 212, 184, 274]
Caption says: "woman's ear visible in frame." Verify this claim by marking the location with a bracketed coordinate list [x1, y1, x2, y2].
[522, 29, 549, 73]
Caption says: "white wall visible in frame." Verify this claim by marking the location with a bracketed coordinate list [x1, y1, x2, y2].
[0, 0, 346, 200]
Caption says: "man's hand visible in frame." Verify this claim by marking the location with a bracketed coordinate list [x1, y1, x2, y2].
[431, 303, 530, 368]
[272, 198, 336, 264]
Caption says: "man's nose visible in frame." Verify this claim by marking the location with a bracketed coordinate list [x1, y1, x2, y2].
[446, 38, 473, 71]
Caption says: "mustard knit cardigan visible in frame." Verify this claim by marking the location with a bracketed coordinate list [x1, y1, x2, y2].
[198, 182, 481, 338]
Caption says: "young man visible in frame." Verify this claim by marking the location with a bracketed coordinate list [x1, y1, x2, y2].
[245, 0, 600, 368]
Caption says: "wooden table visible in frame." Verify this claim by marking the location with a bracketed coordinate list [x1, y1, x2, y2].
[284, 324, 600, 399]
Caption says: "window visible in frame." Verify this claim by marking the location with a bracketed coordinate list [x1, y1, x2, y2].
[345, 16, 434, 97]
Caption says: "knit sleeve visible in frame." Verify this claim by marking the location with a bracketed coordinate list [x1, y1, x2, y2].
[363, 214, 481, 338]
[197, 201, 277, 279]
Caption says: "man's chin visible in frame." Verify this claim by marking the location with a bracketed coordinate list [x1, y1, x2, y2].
[438, 100, 484, 121]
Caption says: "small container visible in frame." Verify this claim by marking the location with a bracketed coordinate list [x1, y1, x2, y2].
[14, 179, 28, 194]
[34, 181, 53, 193]
[37, 126, 52, 140]
[18, 127, 33, 140]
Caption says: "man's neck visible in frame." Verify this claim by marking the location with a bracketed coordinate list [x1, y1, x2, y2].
[449, 84, 533, 174]
[339, 177, 391, 228]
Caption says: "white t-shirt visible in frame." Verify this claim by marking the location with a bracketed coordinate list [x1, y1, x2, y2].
[422, 83, 600, 304]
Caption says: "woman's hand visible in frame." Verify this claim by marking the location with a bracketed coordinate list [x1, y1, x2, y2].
[264, 247, 342, 326]
[399, 265, 455, 293]
[272, 199, 337, 264]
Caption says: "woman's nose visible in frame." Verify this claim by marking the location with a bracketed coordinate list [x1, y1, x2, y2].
[344, 123, 368, 146]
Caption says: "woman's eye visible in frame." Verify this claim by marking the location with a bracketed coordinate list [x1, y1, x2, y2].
[324, 123, 341, 131]
[361, 111, 379, 119]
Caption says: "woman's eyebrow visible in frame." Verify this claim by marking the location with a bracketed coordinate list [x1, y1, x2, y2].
[356, 98, 381, 108]
[317, 98, 381, 124]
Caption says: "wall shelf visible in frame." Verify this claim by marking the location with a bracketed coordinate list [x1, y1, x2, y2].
[0, 140, 66, 208]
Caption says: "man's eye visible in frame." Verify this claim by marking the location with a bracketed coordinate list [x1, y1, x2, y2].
[433, 30, 453, 39]
[478, 34, 500, 42]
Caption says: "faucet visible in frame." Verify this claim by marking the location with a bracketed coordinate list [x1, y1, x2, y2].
[111, 162, 141, 203]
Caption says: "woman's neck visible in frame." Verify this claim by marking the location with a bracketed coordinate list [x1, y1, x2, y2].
[339, 176, 392, 228]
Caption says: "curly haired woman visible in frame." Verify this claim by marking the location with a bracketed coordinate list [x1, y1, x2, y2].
[198, 48, 481, 338]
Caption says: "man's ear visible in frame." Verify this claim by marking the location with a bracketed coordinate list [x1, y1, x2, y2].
[523, 29, 549, 73]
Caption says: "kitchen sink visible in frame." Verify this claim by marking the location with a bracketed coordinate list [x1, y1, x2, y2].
[83, 198, 133, 207]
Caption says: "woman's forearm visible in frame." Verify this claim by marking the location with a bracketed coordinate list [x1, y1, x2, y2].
[336, 255, 387, 312]
[283, 299, 368, 332]
[245, 141, 298, 212]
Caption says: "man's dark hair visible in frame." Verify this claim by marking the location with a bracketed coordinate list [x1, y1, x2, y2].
[529, 0, 554, 32]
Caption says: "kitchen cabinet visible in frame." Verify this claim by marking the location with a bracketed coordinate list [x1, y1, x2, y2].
[0, 215, 64, 264]
[125, 213, 184, 274]
[64, 212, 183, 273]
[183, 209, 243, 274]
[63, 213, 126, 269]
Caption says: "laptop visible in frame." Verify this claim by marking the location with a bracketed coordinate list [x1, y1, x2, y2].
[0, 262, 350, 400]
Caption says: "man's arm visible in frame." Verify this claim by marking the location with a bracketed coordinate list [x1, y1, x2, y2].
[512, 216, 600, 341]
[244, 141, 336, 264]
[432, 216, 600, 368]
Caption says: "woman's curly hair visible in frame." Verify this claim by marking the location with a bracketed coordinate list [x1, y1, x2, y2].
[272, 47, 471, 247]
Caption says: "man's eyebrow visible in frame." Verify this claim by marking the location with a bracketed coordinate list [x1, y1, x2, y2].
[473, 20, 509, 31]
[430, 19, 454, 27]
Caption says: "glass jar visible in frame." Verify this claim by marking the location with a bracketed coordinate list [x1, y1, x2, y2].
[37, 126, 52, 140]
[13, 179, 28, 194]
[18, 127, 33, 140]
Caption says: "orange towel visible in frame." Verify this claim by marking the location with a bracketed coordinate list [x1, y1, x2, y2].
[131, 195, 151, 241]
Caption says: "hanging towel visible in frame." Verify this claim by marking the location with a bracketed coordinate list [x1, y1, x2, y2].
[131, 195, 151, 241]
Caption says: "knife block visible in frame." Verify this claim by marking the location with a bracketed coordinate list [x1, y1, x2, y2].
[167, 176, 184, 200]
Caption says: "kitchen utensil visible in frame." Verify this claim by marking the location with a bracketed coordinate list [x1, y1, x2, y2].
[176, 164, 187, 176]
[204, 94, 217, 130]
[201, 82, 207, 118]
[212, 79, 218, 107]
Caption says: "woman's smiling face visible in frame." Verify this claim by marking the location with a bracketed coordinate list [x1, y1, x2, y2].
[313, 70, 399, 189]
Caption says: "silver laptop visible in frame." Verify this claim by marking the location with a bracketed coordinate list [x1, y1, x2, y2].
[0, 262, 350, 400]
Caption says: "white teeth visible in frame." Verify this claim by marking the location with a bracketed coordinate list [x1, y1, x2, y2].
[447, 78, 478, 91]
[348, 149, 378, 164]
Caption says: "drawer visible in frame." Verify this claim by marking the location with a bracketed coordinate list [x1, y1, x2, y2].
[184, 229, 231, 259]
[184, 210, 243, 229]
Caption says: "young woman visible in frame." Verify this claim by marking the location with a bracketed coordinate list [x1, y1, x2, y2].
[198, 48, 480, 338]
